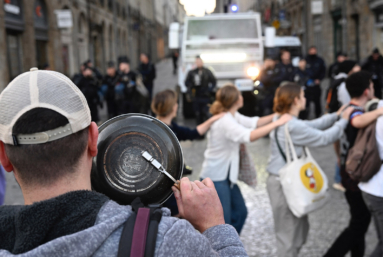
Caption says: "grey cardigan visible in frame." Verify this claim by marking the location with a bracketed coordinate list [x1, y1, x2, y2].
[267, 113, 348, 175]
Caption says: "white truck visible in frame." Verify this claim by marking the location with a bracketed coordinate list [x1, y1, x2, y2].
[264, 27, 302, 66]
[169, 13, 264, 118]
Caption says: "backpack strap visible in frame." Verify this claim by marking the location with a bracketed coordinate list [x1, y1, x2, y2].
[130, 208, 151, 257]
[275, 127, 287, 162]
[144, 209, 163, 257]
[117, 198, 162, 257]
[117, 211, 137, 257]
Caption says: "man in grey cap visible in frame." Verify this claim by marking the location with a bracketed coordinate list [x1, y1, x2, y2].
[0, 68, 247, 257]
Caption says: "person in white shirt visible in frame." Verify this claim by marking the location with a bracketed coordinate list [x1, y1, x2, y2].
[336, 60, 361, 106]
[359, 100, 383, 257]
[330, 60, 360, 192]
[200, 84, 291, 234]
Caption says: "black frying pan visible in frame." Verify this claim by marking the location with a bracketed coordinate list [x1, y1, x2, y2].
[91, 114, 183, 206]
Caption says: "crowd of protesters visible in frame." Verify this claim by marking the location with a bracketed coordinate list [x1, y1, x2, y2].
[1, 46, 383, 257]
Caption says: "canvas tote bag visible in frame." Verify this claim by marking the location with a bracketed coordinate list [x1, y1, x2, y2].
[277, 124, 329, 218]
[238, 144, 257, 188]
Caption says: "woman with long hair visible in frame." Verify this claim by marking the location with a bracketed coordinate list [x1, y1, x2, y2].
[152, 89, 224, 216]
[267, 83, 353, 257]
[200, 84, 292, 234]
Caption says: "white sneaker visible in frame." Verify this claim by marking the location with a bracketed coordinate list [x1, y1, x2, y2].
[333, 183, 346, 192]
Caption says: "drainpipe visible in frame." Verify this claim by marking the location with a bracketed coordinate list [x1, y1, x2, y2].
[127, 0, 133, 62]
[86, 0, 93, 62]
[113, 0, 118, 60]
[342, 0, 348, 53]
[303, 0, 309, 55]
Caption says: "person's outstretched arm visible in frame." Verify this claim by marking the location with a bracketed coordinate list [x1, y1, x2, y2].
[249, 114, 292, 142]
[290, 107, 353, 147]
[303, 105, 348, 130]
[352, 107, 383, 129]
[196, 113, 225, 135]
[256, 113, 275, 127]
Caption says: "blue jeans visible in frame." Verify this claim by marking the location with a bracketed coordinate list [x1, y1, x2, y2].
[334, 163, 341, 184]
[0, 165, 6, 206]
[213, 177, 248, 234]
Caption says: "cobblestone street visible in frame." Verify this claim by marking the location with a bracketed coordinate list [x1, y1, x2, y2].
[4, 59, 378, 256]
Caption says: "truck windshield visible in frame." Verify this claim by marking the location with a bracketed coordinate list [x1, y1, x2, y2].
[187, 19, 258, 41]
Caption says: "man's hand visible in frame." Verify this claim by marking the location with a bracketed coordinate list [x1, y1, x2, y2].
[315, 79, 320, 85]
[172, 177, 225, 233]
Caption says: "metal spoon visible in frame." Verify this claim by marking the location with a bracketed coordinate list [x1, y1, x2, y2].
[142, 151, 180, 190]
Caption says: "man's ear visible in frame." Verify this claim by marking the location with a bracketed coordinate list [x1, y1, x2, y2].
[88, 122, 99, 157]
[0, 141, 14, 172]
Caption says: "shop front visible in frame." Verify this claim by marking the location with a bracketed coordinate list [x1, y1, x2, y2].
[370, 2, 383, 52]
[34, 0, 49, 69]
[4, 0, 24, 81]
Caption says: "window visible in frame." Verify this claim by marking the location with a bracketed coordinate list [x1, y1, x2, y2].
[187, 19, 259, 41]
[108, 0, 113, 12]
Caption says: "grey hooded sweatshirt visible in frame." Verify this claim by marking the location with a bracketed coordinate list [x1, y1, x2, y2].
[0, 191, 248, 257]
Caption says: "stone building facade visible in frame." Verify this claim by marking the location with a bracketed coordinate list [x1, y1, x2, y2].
[255, 0, 377, 65]
[155, 0, 186, 59]
[0, 0, 186, 90]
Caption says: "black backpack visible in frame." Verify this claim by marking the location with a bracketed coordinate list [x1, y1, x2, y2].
[117, 198, 162, 257]
[326, 77, 345, 113]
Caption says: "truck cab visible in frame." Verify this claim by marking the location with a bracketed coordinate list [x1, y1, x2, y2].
[172, 13, 264, 118]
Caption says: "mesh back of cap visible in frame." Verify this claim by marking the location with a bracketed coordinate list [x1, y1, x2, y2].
[0, 70, 91, 145]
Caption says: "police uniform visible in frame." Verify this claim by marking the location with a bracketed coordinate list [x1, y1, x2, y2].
[115, 71, 138, 115]
[185, 67, 217, 124]
[305, 54, 326, 118]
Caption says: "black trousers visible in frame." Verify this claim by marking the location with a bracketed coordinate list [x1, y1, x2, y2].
[106, 100, 118, 119]
[373, 80, 382, 99]
[324, 190, 371, 257]
[305, 85, 322, 119]
[193, 97, 210, 125]
[144, 82, 154, 115]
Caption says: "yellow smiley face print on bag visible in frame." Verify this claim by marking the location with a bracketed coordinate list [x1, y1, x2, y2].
[300, 163, 324, 194]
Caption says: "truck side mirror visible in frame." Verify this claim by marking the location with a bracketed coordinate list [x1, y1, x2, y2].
[169, 22, 180, 49]
[265, 27, 276, 48]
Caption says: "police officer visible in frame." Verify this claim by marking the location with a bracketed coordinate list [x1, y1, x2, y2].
[259, 58, 279, 116]
[138, 53, 156, 114]
[77, 67, 101, 122]
[102, 61, 119, 119]
[185, 56, 217, 125]
[293, 59, 311, 119]
[275, 50, 296, 85]
[116, 56, 138, 115]
[83, 59, 103, 82]
[362, 48, 383, 99]
[305, 46, 326, 118]
[328, 52, 347, 83]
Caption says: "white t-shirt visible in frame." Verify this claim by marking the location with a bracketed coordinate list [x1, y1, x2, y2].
[200, 112, 259, 184]
[359, 100, 383, 197]
[336, 73, 351, 106]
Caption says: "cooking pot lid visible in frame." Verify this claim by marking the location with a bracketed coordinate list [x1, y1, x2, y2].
[91, 114, 183, 206]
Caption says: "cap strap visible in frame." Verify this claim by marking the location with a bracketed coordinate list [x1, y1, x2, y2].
[14, 123, 73, 145]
